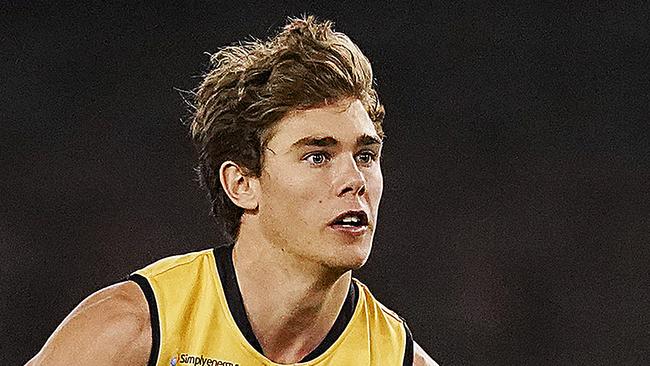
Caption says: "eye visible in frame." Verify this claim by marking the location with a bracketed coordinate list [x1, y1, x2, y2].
[356, 151, 377, 165]
[305, 152, 330, 166]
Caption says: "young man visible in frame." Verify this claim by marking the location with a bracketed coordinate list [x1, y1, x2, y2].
[27, 16, 438, 366]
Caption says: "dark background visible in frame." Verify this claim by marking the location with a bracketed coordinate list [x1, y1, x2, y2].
[2, 1, 648, 365]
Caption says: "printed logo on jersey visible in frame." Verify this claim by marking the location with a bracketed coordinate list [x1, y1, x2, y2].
[171, 353, 239, 366]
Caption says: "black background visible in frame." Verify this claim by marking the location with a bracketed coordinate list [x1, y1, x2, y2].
[2, 1, 649, 365]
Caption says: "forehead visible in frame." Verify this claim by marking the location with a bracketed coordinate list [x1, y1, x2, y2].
[266, 99, 379, 150]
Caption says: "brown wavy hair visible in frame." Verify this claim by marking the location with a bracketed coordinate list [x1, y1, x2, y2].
[190, 15, 385, 240]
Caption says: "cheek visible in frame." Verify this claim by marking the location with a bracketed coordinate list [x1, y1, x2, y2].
[261, 169, 322, 218]
[367, 168, 384, 202]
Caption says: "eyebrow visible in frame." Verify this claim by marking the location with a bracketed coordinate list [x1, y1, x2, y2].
[290, 134, 383, 151]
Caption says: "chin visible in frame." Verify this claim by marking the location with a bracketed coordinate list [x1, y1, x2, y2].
[328, 239, 373, 272]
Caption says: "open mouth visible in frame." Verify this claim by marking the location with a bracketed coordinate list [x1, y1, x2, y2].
[329, 210, 369, 233]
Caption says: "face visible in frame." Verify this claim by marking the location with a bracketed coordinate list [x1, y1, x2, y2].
[256, 99, 383, 271]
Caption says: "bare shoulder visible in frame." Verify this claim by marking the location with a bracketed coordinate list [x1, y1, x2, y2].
[26, 280, 151, 366]
[413, 340, 440, 366]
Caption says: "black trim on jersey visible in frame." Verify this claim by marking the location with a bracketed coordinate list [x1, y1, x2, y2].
[214, 244, 264, 354]
[301, 279, 357, 362]
[213, 244, 359, 362]
[402, 321, 414, 366]
[129, 274, 160, 366]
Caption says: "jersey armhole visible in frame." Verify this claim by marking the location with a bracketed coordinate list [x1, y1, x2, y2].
[402, 320, 414, 366]
[129, 274, 161, 366]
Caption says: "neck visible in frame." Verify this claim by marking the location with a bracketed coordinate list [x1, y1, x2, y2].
[232, 225, 352, 364]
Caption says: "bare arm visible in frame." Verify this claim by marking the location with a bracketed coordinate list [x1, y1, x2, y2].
[413, 340, 439, 366]
[26, 281, 151, 366]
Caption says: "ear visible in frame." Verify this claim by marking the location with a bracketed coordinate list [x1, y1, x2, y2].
[219, 161, 260, 210]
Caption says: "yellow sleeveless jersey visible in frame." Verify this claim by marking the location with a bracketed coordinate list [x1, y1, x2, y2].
[130, 245, 413, 366]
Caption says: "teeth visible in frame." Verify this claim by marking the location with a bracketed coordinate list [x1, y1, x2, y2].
[341, 216, 360, 223]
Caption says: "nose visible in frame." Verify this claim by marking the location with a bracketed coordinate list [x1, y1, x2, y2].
[334, 154, 367, 198]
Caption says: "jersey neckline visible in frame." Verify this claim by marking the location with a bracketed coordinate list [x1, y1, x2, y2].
[212, 244, 359, 363]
